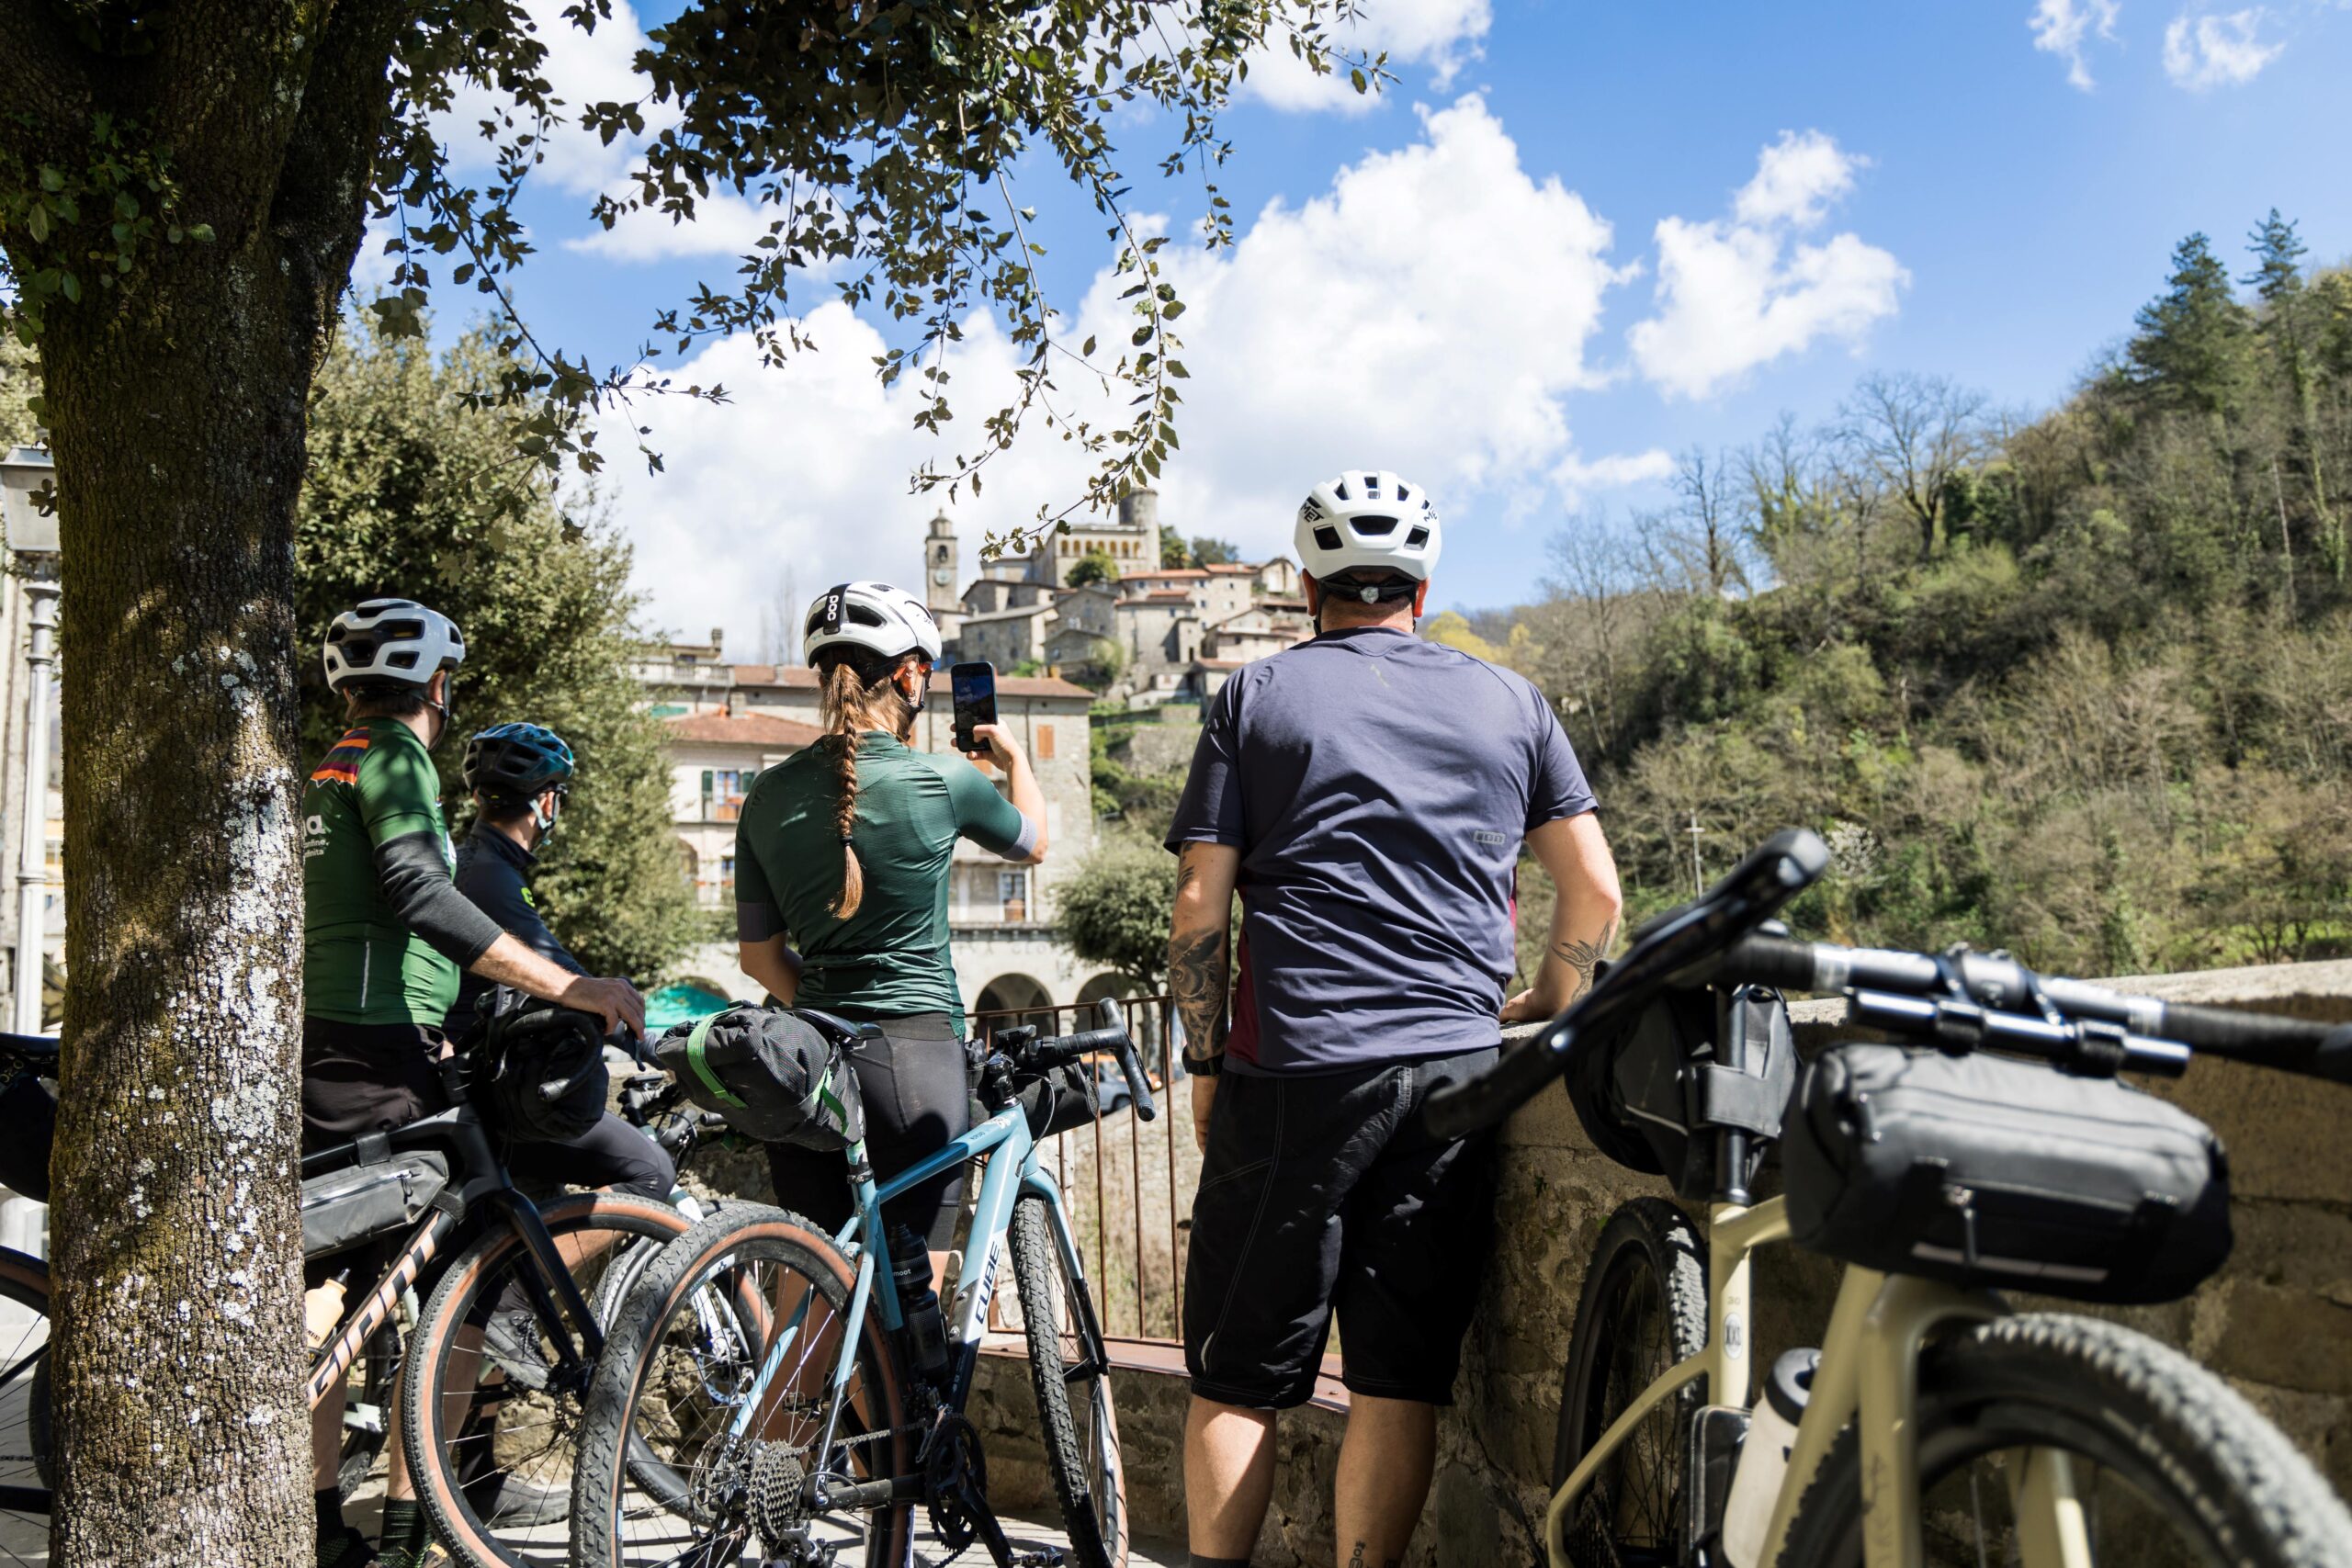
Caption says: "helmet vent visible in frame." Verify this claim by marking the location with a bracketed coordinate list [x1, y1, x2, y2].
[386, 649, 419, 669]
[381, 618, 424, 640]
[1334, 479, 1351, 501]
[1351, 514, 1397, 536]
[1406, 525, 1430, 548]
[848, 604, 886, 626]
[1313, 525, 1342, 552]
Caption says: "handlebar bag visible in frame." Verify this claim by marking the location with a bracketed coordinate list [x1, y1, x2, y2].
[301, 1149, 450, 1260]
[657, 1005, 864, 1151]
[1781, 1043, 2231, 1305]
[1567, 984, 1798, 1202]
[1021, 1059, 1101, 1140]
[475, 988, 610, 1144]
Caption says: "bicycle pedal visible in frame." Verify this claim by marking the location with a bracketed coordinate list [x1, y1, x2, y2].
[1010, 1551, 1065, 1566]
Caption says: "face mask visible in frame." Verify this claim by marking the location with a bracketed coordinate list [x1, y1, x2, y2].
[532, 793, 562, 839]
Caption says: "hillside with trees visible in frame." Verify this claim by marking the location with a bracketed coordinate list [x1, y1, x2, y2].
[1487, 216, 2352, 978]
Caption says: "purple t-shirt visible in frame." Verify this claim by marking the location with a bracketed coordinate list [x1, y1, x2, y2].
[1166, 626, 1597, 1075]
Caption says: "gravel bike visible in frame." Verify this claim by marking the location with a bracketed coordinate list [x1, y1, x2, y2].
[1427, 829, 2352, 1568]
[568, 999, 1159, 1568]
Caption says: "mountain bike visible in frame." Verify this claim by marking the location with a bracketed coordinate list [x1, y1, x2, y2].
[568, 999, 1159, 1568]
[1426, 829, 2352, 1568]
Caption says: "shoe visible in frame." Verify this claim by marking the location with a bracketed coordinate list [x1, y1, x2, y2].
[479, 1309, 550, 1392]
[318, 1525, 377, 1568]
[473, 1470, 571, 1529]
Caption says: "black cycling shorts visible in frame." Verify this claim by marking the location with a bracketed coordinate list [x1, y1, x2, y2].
[301, 1018, 451, 1290]
[766, 1013, 968, 1250]
[1182, 1047, 1498, 1410]
[504, 1110, 676, 1204]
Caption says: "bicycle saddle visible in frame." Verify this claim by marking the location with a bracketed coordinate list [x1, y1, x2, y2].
[792, 1008, 886, 1047]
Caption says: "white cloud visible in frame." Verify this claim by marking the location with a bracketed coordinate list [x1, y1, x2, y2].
[599, 96, 1665, 642]
[2162, 7, 2284, 87]
[1244, 0, 1493, 114]
[437, 0, 669, 197]
[2030, 0, 2123, 90]
[1627, 132, 1905, 400]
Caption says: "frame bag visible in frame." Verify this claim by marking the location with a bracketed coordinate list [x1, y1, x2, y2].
[300, 1147, 451, 1260]
[1781, 1043, 2232, 1304]
[659, 1005, 863, 1150]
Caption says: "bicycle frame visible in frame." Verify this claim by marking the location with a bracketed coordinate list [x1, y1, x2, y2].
[727, 1099, 1107, 1488]
[1544, 1195, 2079, 1568]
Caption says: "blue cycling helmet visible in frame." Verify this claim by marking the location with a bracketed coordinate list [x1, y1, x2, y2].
[464, 723, 575, 807]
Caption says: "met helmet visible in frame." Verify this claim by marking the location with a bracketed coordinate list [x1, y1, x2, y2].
[464, 724, 575, 807]
[1293, 470, 1442, 585]
[324, 599, 467, 693]
[802, 581, 944, 665]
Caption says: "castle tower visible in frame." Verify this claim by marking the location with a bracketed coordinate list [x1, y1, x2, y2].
[1118, 487, 1161, 572]
[923, 510, 960, 616]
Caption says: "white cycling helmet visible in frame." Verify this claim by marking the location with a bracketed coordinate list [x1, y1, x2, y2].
[1294, 469, 1442, 585]
[323, 598, 467, 693]
[802, 581, 944, 665]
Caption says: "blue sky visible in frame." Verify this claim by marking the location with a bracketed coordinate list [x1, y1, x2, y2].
[405, 0, 2352, 644]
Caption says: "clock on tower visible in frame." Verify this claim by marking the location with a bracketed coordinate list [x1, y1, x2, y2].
[922, 510, 960, 619]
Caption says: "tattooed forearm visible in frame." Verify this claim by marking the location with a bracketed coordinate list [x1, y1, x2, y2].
[1552, 914, 1619, 1003]
[1168, 924, 1228, 1064]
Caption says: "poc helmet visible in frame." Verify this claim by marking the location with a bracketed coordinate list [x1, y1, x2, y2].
[464, 723, 576, 807]
[323, 598, 467, 692]
[1293, 470, 1442, 593]
[802, 581, 944, 665]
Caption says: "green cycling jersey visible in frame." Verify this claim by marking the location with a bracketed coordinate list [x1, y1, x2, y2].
[302, 719, 461, 1026]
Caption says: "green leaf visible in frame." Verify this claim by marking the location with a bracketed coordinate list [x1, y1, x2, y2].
[58, 274, 79, 305]
[25, 206, 49, 243]
[1130, 324, 1153, 346]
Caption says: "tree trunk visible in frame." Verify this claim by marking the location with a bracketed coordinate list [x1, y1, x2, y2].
[0, 5, 411, 1560]
[45, 249, 315, 1564]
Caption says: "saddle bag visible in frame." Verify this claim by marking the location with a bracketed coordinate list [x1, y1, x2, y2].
[658, 1005, 863, 1150]
[300, 1148, 450, 1260]
[1567, 984, 1798, 1202]
[1781, 1043, 2232, 1305]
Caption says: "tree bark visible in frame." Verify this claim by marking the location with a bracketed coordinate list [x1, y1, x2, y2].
[0, 3, 408, 1559]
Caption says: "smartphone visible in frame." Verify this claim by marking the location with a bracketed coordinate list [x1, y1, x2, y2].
[951, 661, 999, 756]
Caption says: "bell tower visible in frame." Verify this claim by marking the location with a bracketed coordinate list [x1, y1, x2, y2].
[923, 510, 960, 617]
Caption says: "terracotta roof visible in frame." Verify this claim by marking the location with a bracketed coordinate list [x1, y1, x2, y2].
[1203, 562, 1259, 573]
[662, 711, 825, 747]
[958, 602, 1052, 624]
[725, 664, 1094, 701]
[1125, 569, 1206, 581]
[1128, 590, 1199, 604]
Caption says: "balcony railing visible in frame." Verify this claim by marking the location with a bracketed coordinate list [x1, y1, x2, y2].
[971, 994, 1187, 1345]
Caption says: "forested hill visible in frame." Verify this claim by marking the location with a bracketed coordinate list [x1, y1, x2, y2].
[1445, 216, 2352, 977]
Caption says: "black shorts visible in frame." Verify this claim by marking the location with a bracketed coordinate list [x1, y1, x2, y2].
[301, 1018, 451, 1290]
[766, 1013, 969, 1250]
[1182, 1047, 1498, 1410]
[504, 1110, 676, 1203]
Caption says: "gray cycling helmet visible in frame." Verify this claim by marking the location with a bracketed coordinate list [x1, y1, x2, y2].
[324, 599, 467, 692]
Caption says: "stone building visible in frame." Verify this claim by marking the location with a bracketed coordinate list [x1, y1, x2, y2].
[638, 655, 1126, 1022]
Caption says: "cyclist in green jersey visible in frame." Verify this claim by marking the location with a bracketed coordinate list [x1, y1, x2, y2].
[734, 581, 1046, 1275]
[301, 598, 642, 1568]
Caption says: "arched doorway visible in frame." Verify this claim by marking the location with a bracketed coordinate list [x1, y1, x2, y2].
[974, 973, 1054, 1037]
[1075, 973, 1165, 1077]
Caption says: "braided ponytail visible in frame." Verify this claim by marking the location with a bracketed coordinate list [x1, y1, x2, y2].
[814, 652, 918, 919]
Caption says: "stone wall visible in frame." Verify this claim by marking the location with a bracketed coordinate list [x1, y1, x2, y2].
[972, 957, 2352, 1562]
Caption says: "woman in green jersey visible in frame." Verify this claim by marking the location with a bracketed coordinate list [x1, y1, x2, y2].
[732, 581, 1047, 1261]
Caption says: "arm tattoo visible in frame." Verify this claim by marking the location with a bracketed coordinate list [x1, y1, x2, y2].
[1552, 915, 1620, 1003]
[1168, 924, 1228, 1064]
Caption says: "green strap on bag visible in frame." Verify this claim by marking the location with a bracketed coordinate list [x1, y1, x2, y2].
[683, 1009, 747, 1108]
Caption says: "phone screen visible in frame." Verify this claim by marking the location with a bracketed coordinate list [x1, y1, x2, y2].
[951, 661, 998, 753]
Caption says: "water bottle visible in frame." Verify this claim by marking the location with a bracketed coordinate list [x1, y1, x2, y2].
[888, 1224, 950, 1382]
[1720, 1348, 1818, 1568]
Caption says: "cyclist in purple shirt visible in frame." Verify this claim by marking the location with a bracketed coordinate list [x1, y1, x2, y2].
[1165, 470, 1623, 1568]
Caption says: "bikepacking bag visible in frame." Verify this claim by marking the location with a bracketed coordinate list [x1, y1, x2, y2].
[474, 988, 610, 1144]
[1781, 1043, 2232, 1305]
[300, 1146, 450, 1260]
[1018, 1058, 1101, 1141]
[658, 1005, 863, 1151]
[1566, 984, 1799, 1202]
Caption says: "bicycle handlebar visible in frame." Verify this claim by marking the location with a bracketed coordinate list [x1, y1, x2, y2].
[997, 999, 1160, 1122]
[1426, 826, 2352, 1142]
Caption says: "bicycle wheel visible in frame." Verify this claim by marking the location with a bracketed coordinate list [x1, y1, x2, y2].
[1009, 1193, 1127, 1568]
[0, 1248, 50, 1565]
[570, 1204, 915, 1568]
[1781, 1313, 2352, 1568]
[1552, 1197, 1707, 1568]
[401, 1192, 707, 1568]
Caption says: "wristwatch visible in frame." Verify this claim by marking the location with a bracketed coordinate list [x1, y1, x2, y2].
[1185, 1052, 1224, 1077]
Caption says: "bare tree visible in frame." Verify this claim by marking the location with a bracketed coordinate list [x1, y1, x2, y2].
[1835, 372, 1989, 560]
[1667, 446, 1747, 597]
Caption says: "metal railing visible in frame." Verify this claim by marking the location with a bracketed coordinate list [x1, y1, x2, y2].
[970, 993, 1189, 1345]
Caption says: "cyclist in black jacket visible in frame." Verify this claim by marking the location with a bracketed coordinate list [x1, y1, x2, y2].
[447, 723, 674, 1207]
